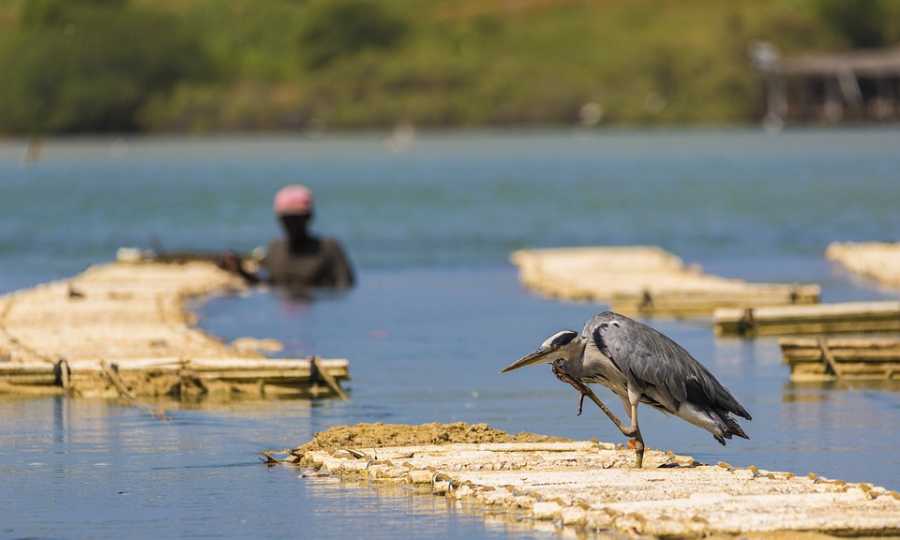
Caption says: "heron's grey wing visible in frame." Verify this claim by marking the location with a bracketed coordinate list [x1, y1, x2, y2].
[590, 313, 751, 420]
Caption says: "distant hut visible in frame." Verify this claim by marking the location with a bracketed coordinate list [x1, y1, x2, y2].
[752, 42, 900, 125]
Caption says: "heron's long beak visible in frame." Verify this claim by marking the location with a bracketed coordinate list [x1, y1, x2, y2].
[501, 348, 555, 373]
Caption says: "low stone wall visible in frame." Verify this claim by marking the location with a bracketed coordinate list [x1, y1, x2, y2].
[827, 242, 900, 289]
[288, 423, 900, 538]
[0, 261, 348, 399]
[511, 246, 819, 317]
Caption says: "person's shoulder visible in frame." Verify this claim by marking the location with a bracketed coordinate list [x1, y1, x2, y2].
[320, 237, 353, 263]
[263, 238, 287, 260]
[319, 237, 346, 252]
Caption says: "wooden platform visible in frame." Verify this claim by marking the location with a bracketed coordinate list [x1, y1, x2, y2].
[291, 425, 900, 538]
[715, 301, 900, 337]
[0, 357, 350, 399]
[511, 246, 819, 317]
[827, 241, 900, 289]
[780, 336, 900, 382]
[0, 261, 349, 400]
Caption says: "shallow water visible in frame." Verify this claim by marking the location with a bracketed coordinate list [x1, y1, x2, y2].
[1, 130, 899, 539]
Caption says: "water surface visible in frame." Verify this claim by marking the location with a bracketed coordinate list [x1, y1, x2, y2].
[1, 130, 899, 539]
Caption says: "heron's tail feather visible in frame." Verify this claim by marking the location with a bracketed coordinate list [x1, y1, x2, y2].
[715, 410, 749, 442]
[731, 403, 752, 421]
[723, 415, 750, 440]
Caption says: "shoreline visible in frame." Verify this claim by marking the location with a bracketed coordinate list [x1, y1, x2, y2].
[6, 124, 900, 143]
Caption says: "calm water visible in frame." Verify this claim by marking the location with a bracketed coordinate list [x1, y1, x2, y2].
[1, 130, 899, 539]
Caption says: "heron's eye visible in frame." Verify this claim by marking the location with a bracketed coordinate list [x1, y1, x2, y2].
[611, 321, 621, 328]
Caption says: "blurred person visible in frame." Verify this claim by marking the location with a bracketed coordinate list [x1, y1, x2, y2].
[224, 185, 354, 289]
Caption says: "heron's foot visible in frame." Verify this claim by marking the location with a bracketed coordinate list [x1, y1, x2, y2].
[577, 393, 585, 416]
[627, 438, 645, 468]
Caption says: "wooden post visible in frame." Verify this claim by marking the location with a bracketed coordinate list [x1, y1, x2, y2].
[100, 360, 137, 400]
[54, 358, 71, 390]
[638, 289, 654, 312]
[311, 357, 349, 400]
[737, 308, 756, 337]
[765, 73, 788, 125]
[817, 338, 842, 379]
[824, 77, 844, 123]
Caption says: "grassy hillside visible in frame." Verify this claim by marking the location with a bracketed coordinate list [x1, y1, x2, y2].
[1, 0, 898, 134]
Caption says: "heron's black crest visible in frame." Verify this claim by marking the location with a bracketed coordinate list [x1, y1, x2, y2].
[545, 330, 578, 348]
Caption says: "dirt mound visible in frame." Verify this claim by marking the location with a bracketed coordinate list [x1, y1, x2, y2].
[292, 422, 566, 459]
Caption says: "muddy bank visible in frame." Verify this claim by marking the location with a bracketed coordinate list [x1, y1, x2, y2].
[292, 422, 566, 464]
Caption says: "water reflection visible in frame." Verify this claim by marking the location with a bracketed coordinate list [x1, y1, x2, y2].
[3, 395, 539, 540]
[784, 380, 900, 401]
[301, 476, 559, 540]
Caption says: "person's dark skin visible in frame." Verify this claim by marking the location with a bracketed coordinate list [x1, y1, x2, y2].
[222, 213, 354, 289]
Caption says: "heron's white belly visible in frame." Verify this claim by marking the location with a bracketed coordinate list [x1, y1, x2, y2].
[676, 403, 721, 435]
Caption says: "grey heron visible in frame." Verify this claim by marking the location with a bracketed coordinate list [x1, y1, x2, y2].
[501, 311, 751, 467]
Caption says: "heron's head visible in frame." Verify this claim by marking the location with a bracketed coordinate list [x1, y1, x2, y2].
[501, 330, 583, 373]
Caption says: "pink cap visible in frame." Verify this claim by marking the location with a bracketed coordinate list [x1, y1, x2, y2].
[274, 185, 314, 215]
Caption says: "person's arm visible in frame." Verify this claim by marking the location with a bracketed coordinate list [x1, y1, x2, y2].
[219, 251, 261, 285]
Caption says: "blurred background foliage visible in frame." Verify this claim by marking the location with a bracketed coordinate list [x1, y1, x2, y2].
[1, 0, 899, 134]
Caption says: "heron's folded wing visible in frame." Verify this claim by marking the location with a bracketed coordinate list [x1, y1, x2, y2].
[599, 319, 751, 420]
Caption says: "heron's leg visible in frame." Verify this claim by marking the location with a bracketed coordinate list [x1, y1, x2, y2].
[620, 398, 640, 437]
[626, 401, 645, 469]
[551, 362, 629, 433]
[618, 395, 632, 430]
[552, 363, 645, 468]
[576, 393, 586, 416]
[628, 403, 640, 432]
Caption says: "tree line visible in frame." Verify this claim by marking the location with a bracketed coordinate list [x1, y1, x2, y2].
[0, 0, 897, 134]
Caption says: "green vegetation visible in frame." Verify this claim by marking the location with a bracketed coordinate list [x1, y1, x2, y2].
[815, 0, 893, 49]
[1, 0, 210, 132]
[1, 0, 899, 134]
[300, 0, 408, 70]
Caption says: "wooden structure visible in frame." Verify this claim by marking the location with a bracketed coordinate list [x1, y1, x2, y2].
[0, 357, 350, 399]
[0, 261, 349, 400]
[511, 246, 819, 317]
[291, 423, 900, 538]
[827, 241, 900, 289]
[715, 301, 900, 337]
[753, 43, 900, 125]
[781, 336, 900, 382]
